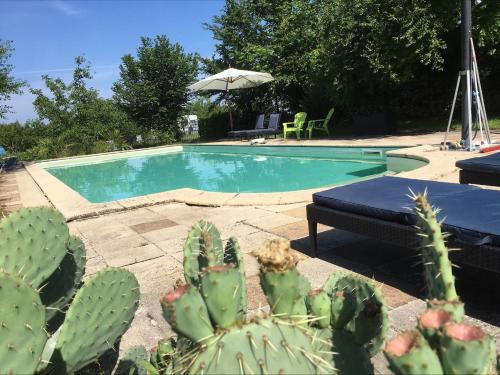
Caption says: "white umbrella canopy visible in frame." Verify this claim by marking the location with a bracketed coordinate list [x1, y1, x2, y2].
[188, 68, 275, 131]
[188, 68, 274, 92]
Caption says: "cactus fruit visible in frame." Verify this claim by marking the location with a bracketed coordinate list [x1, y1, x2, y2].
[183, 220, 224, 286]
[201, 264, 243, 328]
[47, 267, 140, 373]
[417, 309, 452, 348]
[439, 323, 497, 375]
[0, 272, 48, 375]
[426, 299, 464, 323]
[0, 207, 69, 288]
[116, 345, 149, 375]
[161, 284, 214, 343]
[384, 331, 443, 375]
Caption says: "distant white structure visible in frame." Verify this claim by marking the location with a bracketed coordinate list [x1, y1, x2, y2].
[181, 115, 198, 134]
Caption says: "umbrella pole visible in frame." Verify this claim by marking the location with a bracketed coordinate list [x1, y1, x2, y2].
[225, 81, 233, 131]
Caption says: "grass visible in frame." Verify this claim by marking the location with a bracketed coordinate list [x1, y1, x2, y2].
[398, 116, 500, 134]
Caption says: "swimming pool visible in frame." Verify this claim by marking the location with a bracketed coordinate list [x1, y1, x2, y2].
[40, 145, 426, 203]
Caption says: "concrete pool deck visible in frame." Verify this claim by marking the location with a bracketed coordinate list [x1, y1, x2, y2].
[2, 131, 499, 373]
[22, 131, 487, 221]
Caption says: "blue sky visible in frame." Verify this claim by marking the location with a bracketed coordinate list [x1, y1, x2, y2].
[1, 0, 224, 123]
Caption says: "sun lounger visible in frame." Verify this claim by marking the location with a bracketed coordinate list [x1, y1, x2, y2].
[307, 176, 500, 273]
[228, 114, 265, 140]
[0, 156, 17, 173]
[245, 113, 281, 139]
[456, 151, 500, 187]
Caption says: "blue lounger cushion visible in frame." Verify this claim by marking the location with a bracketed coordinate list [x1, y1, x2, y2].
[313, 176, 499, 246]
[456, 152, 500, 174]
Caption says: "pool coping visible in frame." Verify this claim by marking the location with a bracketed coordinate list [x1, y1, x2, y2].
[25, 144, 435, 221]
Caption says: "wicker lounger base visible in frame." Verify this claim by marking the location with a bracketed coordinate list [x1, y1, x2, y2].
[459, 169, 500, 187]
[306, 203, 500, 273]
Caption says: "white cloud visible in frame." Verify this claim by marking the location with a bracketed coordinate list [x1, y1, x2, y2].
[13, 64, 119, 77]
[49, 0, 80, 16]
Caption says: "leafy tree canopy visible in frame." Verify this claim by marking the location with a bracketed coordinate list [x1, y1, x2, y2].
[112, 35, 199, 137]
[30, 56, 136, 152]
[206, 0, 500, 119]
[0, 40, 25, 119]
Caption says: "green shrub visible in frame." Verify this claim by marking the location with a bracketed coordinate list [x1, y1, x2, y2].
[0, 121, 37, 153]
[189, 99, 230, 140]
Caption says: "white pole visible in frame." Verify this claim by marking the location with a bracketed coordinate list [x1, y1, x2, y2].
[470, 39, 491, 143]
[466, 70, 473, 150]
[443, 74, 462, 150]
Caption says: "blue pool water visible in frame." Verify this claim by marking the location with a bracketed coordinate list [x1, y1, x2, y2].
[44, 145, 414, 203]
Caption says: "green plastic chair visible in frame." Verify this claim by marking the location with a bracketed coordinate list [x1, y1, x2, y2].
[306, 108, 334, 139]
[282, 112, 308, 140]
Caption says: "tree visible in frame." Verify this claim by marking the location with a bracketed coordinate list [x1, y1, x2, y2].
[30, 56, 136, 154]
[0, 40, 25, 119]
[112, 36, 199, 137]
[206, 0, 500, 121]
[204, 0, 325, 118]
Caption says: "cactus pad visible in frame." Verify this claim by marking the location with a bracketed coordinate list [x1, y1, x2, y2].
[330, 330, 374, 375]
[224, 237, 247, 320]
[254, 239, 310, 319]
[161, 284, 214, 342]
[116, 345, 149, 375]
[183, 220, 224, 287]
[0, 207, 69, 288]
[306, 289, 331, 328]
[40, 235, 87, 323]
[184, 316, 332, 374]
[413, 194, 459, 302]
[0, 272, 47, 375]
[201, 264, 242, 328]
[49, 268, 140, 373]
[326, 274, 388, 356]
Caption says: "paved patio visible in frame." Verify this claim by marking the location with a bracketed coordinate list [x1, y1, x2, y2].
[1, 131, 499, 373]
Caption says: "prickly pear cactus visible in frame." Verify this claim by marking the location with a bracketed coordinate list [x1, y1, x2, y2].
[0, 272, 48, 375]
[383, 195, 499, 375]
[0, 207, 69, 288]
[47, 267, 140, 373]
[158, 222, 389, 375]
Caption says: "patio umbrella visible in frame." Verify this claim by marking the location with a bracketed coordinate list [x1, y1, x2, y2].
[187, 68, 275, 131]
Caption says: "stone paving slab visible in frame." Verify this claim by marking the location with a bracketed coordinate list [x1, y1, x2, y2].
[130, 218, 178, 234]
[95, 236, 164, 267]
